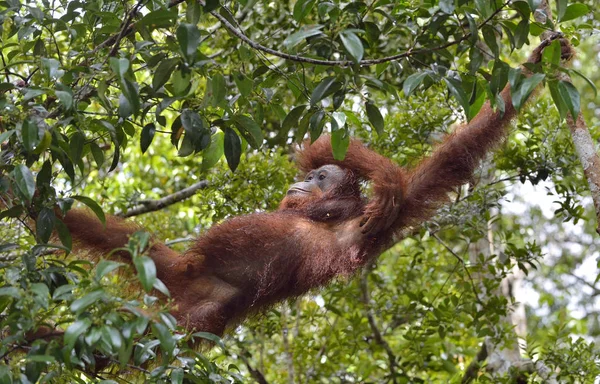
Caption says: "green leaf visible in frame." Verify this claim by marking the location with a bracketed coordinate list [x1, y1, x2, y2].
[202, 131, 224, 171]
[463, 12, 478, 44]
[171, 368, 184, 384]
[177, 23, 201, 64]
[309, 110, 325, 142]
[332, 90, 345, 110]
[482, 25, 499, 58]
[69, 131, 85, 162]
[282, 105, 307, 138]
[403, 72, 428, 97]
[192, 332, 225, 349]
[0, 83, 15, 92]
[511, 1, 531, 18]
[109, 57, 129, 80]
[26, 355, 56, 363]
[474, 0, 492, 18]
[283, 26, 324, 48]
[23, 88, 46, 101]
[152, 58, 179, 91]
[178, 135, 195, 157]
[54, 219, 72, 251]
[90, 143, 105, 168]
[339, 30, 363, 63]
[331, 127, 350, 160]
[139, 9, 177, 29]
[508, 67, 523, 90]
[490, 61, 509, 97]
[186, 0, 202, 23]
[560, 3, 588, 22]
[203, 0, 220, 12]
[444, 77, 470, 116]
[0, 129, 14, 143]
[118, 94, 133, 118]
[36, 208, 55, 243]
[293, 0, 316, 22]
[55, 84, 73, 110]
[514, 19, 529, 49]
[181, 110, 207, 144]
[41, 58, 63, 79]
[152, 323, 176, 359]
[13, 165, 35, 202]
[512, 73, 545, 111]
[64, 319, 91, 349]
[0, 365, 11, 383]
[0, 287, 20, 299]
[102, 326, 122, 350]
[549, 80, 570, 118]
[542, 39, 561, 66]
[365, 102, 384, 135]
[133, 256, 157, 292]
[153, 279, 170, 297]
[224, 128, 241, 172]
[556, 0, 567, 20]
[72, 195, 106, 225]
[571, 69, 597, 98]
[21, 119, 39, 152]
[36, 161, 51, 189]
[557, 80, 580, 120]
[140, 123, 155, 154]
[439, 0, 454, 14]
[310, 77, 341, 106]
[232, 115, 263, 149]
[70, 290, 104, 314]
[233, 72, 253, 97]
[172, 68, 191, 96]
[0, 206, 24, 220]
[210, 74, 226, 106]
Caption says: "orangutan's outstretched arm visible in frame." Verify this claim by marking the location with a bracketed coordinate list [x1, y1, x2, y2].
[395, 36, 574, 230]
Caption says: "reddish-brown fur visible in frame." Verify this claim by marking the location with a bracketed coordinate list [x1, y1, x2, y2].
[55, 37, 573, 336]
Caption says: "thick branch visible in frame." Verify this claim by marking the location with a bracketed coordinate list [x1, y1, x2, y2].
[565, 110, 600, 234]
[533, 2, 600, 234]
[117, 181, 208, 218]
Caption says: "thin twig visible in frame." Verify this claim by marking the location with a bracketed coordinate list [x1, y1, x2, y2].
[360, 260, 398, 383]
[107, 0, 146, 58]
[431, 233, 483, 305]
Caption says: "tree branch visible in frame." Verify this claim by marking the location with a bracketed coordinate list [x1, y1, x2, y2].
[533, 2, 600, 234]
[461, 342, 488, 384]
[209, 1, 511, 67]
[107, 0, 147, 58]
[91, 0, 510, 67]
[239, 349, 269, 384]
[432, 233, 483, 305]
[360, 261, 398, 383]
[564, 106, 600, 235]
[117, 181, 209, 218]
